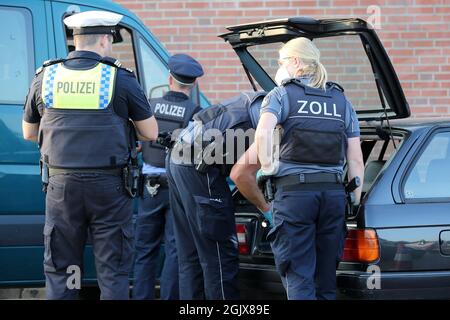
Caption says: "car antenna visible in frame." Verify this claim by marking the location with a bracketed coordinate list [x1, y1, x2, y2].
[365, 43, 397, 150]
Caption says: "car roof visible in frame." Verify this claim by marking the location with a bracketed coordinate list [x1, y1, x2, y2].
[51, 0, 134, 17]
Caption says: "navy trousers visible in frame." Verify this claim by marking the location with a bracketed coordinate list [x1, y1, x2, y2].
[132, 184, 179, 300]
[268, 183, 347, 300]
[167, 163, 239, 300]
[44, 173, 133, 300]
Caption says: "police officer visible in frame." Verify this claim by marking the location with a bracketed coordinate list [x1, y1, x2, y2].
[133, 54, 204, 300]
[167, 91, 268, 300]
[22, 11, 158, 300]
[232, 37, 364, 300]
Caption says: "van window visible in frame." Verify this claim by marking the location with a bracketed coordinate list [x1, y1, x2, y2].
[138, 37, 169, 99]
[65, 25, 137, 73]
[404, 131, 450, 199]
[111, 27, 137, 72]
[0, 7, 34, 104]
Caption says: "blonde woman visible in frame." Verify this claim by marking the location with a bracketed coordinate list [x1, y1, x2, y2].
[232, 37, 364, 299]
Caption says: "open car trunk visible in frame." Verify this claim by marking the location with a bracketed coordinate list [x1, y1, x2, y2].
[223, 17, 412, 282]
[220, 17, 410, 121]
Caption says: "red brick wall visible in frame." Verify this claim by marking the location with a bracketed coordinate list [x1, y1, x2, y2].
[115, 0, 450, 117]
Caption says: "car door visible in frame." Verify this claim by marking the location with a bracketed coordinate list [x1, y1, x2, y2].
[0, 0, 53, 285]
[376, 127, 450, 272]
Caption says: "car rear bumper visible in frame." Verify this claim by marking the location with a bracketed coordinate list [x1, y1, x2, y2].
[239, 263, 450, 299]
[337, 270, 450, 299]
[238, 263, 285, 300]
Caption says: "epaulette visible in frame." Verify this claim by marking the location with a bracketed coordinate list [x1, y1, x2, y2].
[35, 66, 44, 76]
[101, 57, 134, 74]
[35, 58, 65, 75]
[327, 81, 345, 92]
[282, 78, 307, 89]
[242, 90, 267, 105]
[280, 78, 297, 86]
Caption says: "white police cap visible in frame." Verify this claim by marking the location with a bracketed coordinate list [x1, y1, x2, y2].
[64, 11, 122, 38]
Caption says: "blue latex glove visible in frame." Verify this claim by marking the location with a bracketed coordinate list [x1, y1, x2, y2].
[257, 170, 273, 227]
[261, 210, 273, 227]
[256, 169, 264, 180]
[256, 168, 271, 180]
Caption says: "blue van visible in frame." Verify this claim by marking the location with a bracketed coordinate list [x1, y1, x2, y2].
[0, 0, 208, 288]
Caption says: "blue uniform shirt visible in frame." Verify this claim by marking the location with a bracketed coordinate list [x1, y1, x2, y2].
[142, 163, 167, 175]
[260, 77, 360, 177]
[176, 91, 264, 146]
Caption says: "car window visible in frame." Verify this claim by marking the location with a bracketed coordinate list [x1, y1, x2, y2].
[246, 35, 390, 114]
[138, 37, 169, 99]
[404, 131, 450, 199]
[365, 138, 401, 163]
[360, 137, 402, 193]
[0, 7, 34, 104]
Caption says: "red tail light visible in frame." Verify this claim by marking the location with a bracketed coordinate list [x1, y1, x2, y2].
[341, 229, 380, 263]
[236, 223, 250, 255]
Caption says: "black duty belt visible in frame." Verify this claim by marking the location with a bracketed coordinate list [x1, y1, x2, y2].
[143, 174, 168, 188]
[274, 173, 342, 188]
[48, 167, 123, 177]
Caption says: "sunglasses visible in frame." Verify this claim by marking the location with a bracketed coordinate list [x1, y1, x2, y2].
[278, 56, 293, 67]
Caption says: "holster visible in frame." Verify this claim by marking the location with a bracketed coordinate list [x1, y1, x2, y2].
[194, 140, 229, 176]
[264, 177, 275, 202]
[257, 174, 275, 202]
[123, 164, 140, 198]
[344, 176, 361, 219]
[40, 160, 49, 193]
[345, 192, 361, 220]
[124, 120, 140, 198]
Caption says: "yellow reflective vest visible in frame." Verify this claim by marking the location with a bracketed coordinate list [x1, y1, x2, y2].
[38, 61, 130, 169]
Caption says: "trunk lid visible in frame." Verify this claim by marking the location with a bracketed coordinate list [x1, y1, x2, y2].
[220, 17, 410, 121]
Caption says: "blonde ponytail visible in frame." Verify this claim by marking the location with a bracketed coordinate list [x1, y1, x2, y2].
[280, 38, 328, 90]
[310, 61, 327, 90]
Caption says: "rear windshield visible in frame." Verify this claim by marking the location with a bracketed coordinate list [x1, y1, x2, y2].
[246, 35, 390, 115]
